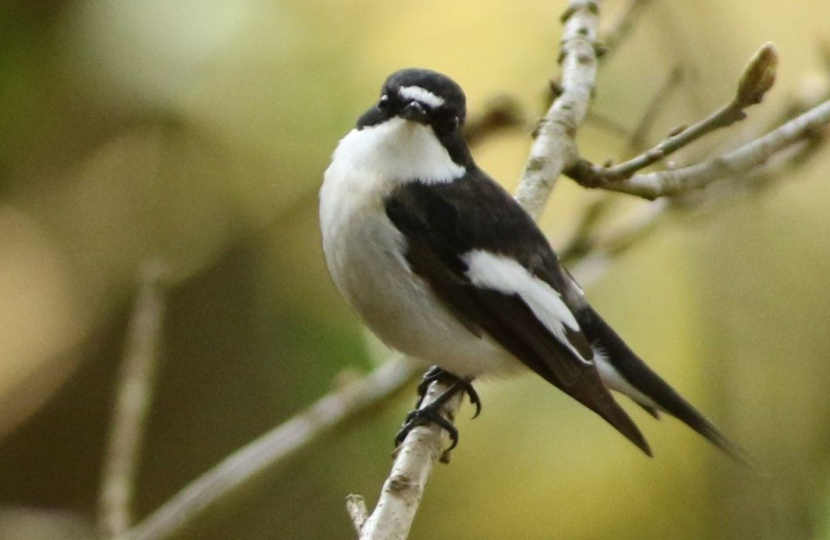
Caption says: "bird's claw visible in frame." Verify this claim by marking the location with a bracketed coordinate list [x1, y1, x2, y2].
[415, 366, 481, 419]
[395, 407, 460, 450]
[394, 367, 482, 451]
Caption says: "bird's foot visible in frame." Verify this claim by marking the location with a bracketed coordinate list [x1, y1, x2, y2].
[395, 404, 460, 450]
[395, 367, 481, 451]
[415, 366, 481, 418]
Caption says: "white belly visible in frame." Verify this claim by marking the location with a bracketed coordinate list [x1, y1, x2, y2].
[319, 125, 520, 377]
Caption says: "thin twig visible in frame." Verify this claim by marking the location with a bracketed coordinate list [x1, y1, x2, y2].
[560, 95, 829, 272]
[596, 97, 830, 199]
[627, 65, 685, 152]
[464, 96, 525, 146]
[515, 0, 603, 219]
[598, 0, 654, 59]
[565, 122, 824, 279]
[98, 262, 167, 538]
[566, 199, 670, 285]
[558, 196, 615, 263]
[119, 357, 419, 540]
[570, 43, 778, 185]
[563, 83, 830, 274]
[673, 128, 828, 212]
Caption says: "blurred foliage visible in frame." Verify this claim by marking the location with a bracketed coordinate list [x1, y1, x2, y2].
[0, 0, 829, 539]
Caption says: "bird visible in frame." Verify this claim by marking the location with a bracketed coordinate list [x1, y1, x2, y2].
[319, 67, 743, 459]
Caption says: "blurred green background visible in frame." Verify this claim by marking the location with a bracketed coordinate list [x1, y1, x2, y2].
[1, 0, 830, 538]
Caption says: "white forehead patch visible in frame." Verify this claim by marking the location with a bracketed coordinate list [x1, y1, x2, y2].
[398, 86, 445, 108]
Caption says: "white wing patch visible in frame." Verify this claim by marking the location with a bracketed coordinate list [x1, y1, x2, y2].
[399, 85, 445, 108]
[462, 250, 591, 364]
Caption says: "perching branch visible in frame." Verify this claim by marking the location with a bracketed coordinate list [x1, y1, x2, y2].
[351, 382, 464, 539]
[119, 357, 419, 540]
[99, 262, 167, 538]
[346, 495, 369, 533]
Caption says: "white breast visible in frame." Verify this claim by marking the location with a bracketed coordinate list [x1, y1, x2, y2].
[319, 118, 520, 377]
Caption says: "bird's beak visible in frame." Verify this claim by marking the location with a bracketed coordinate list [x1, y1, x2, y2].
[399, 101, 429, 124]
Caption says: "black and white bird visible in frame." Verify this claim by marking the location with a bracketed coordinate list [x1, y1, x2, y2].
[320, 68, 742, 459]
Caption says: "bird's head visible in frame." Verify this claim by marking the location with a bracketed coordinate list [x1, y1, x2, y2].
[353, 68, 472, 168]
[357, 68, 467, 136]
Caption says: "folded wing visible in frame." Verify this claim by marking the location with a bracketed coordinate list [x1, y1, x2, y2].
[385, 174, 652, 455]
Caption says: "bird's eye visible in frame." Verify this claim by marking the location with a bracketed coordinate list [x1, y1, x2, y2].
[450, 116, 459, 129]
[378, 95, 390, 110]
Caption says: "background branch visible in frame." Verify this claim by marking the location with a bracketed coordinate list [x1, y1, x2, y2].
[463, 96, 526, 146]
[627, 65, 685, 153]
[597, 0, 653, 60]
[98, 262, 167, 538]
[120, 357, 419, 540]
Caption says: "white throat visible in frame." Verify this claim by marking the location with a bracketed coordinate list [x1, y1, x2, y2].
[326, 117, 465, 186]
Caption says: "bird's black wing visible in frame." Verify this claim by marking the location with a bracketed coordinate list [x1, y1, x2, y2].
[384, 170, 651, 456]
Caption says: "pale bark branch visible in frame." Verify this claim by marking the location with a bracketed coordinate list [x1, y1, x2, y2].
[515, 0, 603, 219]
[98, 262, 167, 538]
[346, 494, 369, 534]
[119, 357, 419, 540]
[355, 382, 464, 540]
[563, 92, 829, 277]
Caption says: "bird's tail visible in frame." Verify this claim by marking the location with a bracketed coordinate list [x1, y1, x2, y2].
[581, 307, 750, 464]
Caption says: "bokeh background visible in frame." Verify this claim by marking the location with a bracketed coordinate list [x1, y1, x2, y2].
[1, 0, 830, 538]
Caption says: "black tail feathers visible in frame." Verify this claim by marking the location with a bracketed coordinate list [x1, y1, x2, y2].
[579, 307, 751, 465]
